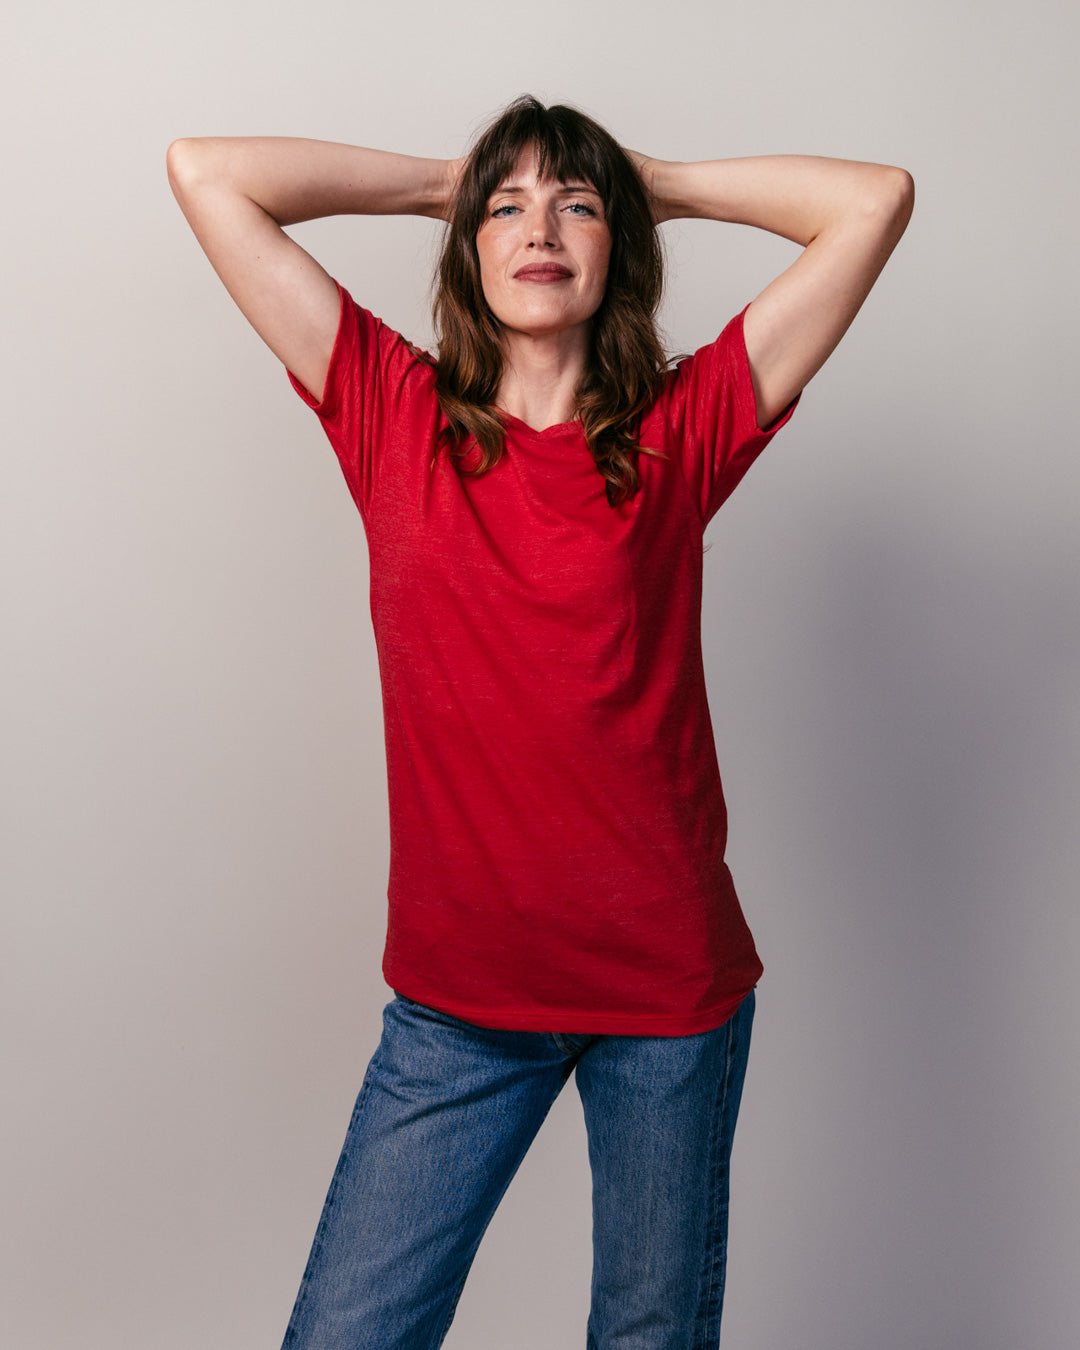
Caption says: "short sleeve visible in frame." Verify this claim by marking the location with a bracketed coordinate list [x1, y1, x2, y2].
[286, 279, 433, 518]
[659, 305, 799, 524]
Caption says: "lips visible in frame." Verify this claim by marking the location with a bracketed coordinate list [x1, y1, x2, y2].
[514, 263, 573, 280]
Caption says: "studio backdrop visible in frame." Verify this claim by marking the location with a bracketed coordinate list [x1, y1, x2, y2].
[3, 2, 1078, 1348]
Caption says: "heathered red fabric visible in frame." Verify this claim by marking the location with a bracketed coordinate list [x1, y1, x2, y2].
[288, 280, 797, 1035]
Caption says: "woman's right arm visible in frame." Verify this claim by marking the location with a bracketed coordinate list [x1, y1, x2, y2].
[165, 138, 458, 401]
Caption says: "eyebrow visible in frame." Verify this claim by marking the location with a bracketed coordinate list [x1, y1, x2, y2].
[492, 182, 601, 196]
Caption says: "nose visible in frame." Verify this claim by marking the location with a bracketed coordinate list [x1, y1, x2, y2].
[525, 205, 559, 248]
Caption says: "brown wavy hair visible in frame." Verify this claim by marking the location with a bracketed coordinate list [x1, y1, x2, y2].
[433, 95, 668, 508]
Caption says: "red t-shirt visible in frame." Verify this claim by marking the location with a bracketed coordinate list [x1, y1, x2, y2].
[288, 280, 797, 1035]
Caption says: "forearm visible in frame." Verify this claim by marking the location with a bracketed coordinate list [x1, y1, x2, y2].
[645, 154, 913, 246]
[166, 136, 456, 225]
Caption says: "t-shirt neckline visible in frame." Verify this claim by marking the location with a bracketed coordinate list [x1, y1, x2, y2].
[497, 408, 582, 439]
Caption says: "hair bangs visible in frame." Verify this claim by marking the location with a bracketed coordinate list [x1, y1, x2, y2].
[469, 99, 614, 219]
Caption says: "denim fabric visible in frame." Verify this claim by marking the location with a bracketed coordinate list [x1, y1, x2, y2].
[281, 987, 755, 1350]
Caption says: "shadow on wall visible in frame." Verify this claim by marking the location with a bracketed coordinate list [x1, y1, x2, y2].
[707, 478, 1078, 1346]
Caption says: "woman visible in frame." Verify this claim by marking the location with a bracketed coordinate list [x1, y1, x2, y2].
[167, 95, 913, 1349]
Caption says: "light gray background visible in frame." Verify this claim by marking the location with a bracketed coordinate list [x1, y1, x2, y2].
[3, 1, 1077, 1347]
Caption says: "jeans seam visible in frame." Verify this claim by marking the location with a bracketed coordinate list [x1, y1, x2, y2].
[281, 1072, 376, 1347]
[697, 1011, 737, 1349]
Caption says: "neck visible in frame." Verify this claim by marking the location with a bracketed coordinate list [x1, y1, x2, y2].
[495, 325, 590, 431]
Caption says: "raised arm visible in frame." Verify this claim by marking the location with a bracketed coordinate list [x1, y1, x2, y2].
[166, 137, 460, 401]
[633, 153, 915, 428]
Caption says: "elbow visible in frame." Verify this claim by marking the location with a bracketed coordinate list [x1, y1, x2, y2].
[878, 165, 915, 237]
[166, 137, 196, 191]
[166, 137, 217, 193]
[894, 166, 916, 206]
[842, 166, 913, 250]
[818, 166, 915, 250]
[166, 137, 192, 169]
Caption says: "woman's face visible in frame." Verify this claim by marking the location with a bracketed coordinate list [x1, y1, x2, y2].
[475, 147, 612, 343]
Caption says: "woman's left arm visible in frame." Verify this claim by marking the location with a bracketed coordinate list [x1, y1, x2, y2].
[636, 154, 915, 428]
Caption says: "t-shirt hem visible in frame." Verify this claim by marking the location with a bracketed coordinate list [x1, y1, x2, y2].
[387, 983, 759, 1037]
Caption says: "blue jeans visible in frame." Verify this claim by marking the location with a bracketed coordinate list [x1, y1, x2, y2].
[281, 987, 755, 1350]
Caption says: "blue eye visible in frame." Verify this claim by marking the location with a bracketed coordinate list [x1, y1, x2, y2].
[488, 199, 599, 220]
